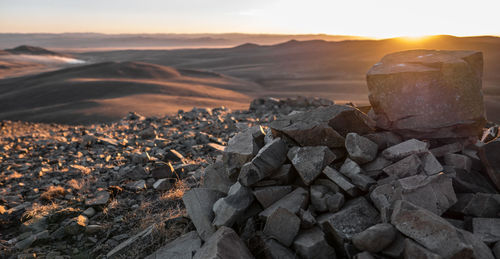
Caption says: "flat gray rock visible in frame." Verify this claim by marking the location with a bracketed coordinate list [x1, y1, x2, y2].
[288, 146, 335, 185]
[146, 231, 201, 259]
[193, 226, 254, 259]
[183, 188, 225, 241]
[345, 133, 378, 164]
[382, 139, 429, 161]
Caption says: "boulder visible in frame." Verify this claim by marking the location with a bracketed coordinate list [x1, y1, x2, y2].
[288, 146, 336, 185]
[193, 226, 254, 259]
[367, 49, 486, 139]
[270, 105, 374, 148]
[239, 138, 287, 186]
[345, 133, 378, 164]
[183, 188, 225, 241]
[391, 200, 494, 259]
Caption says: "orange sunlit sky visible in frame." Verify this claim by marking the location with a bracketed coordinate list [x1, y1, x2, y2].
[1, 0, 499, 38]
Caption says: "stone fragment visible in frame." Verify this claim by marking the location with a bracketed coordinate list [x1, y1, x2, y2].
[352, 223, 396, 253]
[263, 208, 301, 246]
[202, 161, 233, 194]
[239, 138, 287, 186]
[85, 191, 110, 206]
[367, 50, 486, 139]
[193, 226, 254, 259]
[420, 152, 443, 175]
[270, 105, 373, 148]
[293, 227, 337, 259]
[323, 166, 359, 197]
[382, 139, 429, 161]
[338, 160, 376, 192]
[253, 186, 293, 208]
[339, 158, 363, 176]
[473, 218, 500, 243]
[391, 200, 494, 259]
[325, 192, 345, 212]
[153, 178, 173, 191]
[125, 179, 146, 191]
[259, 187, 308, 219]
[444, 153, 472, 172]
[430, 142, 463, 157]
[182, 188, 225, 241]
[64, 215, 88, 235]
[164, 149, 186, 163]
[321, 197, 379, 247]
[262, 238, 298, 259]
[310, 185, 343, 212]
[393, 174, 457, 215]
[222, 126, 265, 178]
[452, 169, 497, 194]
[269, 164, 295, 185]
[151, 163, 176, 179]
[212, 182, 254, 228]
[345, 133, 378, 164]
[145, 231, 201, 259]
[139, 127, 156, 139]
[126, 166, 148, 180]
[382, 154, 421, 178]
[403, 239, 442, 259]
[299, 209, 316, 229]
[362, 156, 392, 174]
[287, 146, 335, 185]
[363, 131, 402, 150]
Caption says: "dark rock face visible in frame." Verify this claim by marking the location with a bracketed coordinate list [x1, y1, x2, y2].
[367, 49, 486, 139]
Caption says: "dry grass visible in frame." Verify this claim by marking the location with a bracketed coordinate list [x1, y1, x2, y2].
[40, 186, 67, 201]
[21, 202, 59, 222]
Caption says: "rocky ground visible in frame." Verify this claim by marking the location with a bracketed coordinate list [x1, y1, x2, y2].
[0, 97, 333, 258]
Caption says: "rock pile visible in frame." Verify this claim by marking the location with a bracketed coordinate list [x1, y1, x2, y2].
[157, 101, 500, 259]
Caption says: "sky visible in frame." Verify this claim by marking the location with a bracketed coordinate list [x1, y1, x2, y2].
[1, 0, 499, 38]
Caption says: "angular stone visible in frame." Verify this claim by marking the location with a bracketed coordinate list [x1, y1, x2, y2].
[382, 154, 421, 178]
[151, 163, 176, 179]
[404, 239, 442, 259]
[269, 164, 294, 185]
[325, 192, 345, 213]
[382, 139, 429, 161]
[311, 185, 342, 212]
[430, 142, 463, 157]
[321, 197, 379, 247]
[239, 138, 287, 186]
[287, 146, 335, 185]
[182, 188, 225, 241]
[345, 133, 378, 164]
[299, 209, 316, 229]
[323, 166, 359, 197]
[367, 50, 486, 139]
[270, 105, 373, 148]
[293, 227, 337, 259]
[85, 191, 110, 206]
[253, 186, 293, 208]
[164, 149, 186, 163]
[202, 161, 233, 194]
[473, 218, 500, 243]
[262, 238, 298, 259]
[193, 226, 254, 259]
[339, 158, 363, 176]
[363, 131, 402, 150]
[393, 174, 457, 215]
[145, 231, 201, 259]
[338, 160, 376, 192]
[391, 200, 494, 259]
[213, 182, 254, 228]
[362, 156, 392, 174]
[314, 178, 340, 193]
[456, 193, 500, 217]
[223, 126, 265, 178]
[259, 187, 308, 219]
[444, 153, 472, 172]
[125, 179, 147, 191]
[352, 223, 396, 253]
[126, 166, 148, 180]
[420, 152, 443, 175]
[263, 208, 301, 247]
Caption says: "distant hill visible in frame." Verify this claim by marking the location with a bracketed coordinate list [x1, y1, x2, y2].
[0, 61, 254, 124]
[5, 45, 70, 57]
